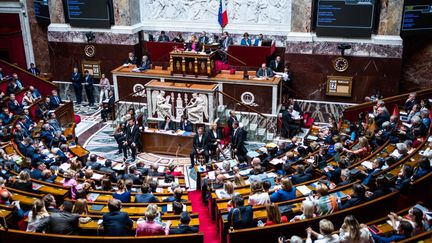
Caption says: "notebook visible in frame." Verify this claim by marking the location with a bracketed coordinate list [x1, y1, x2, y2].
[90, 204, 105, 211]
[87, 193, 100, 201]
[32, 183, 43, 191]
[296, 185, 312, 196]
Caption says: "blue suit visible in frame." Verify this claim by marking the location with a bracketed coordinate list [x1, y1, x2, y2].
[50, 95, 62, 109]
[102, 211, 133, 236]
[71, 72, 82, 104]
[240, 38, 252, 46]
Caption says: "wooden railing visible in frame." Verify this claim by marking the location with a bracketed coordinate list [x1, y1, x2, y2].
[343, 87, 432, 122]
[0, 59, 57, 97]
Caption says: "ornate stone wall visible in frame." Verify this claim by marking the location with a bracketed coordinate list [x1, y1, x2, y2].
[140, 0, 292, 35]
[401, 38, 432, 92]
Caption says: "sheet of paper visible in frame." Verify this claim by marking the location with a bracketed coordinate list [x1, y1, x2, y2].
[296, 185, 312, 195]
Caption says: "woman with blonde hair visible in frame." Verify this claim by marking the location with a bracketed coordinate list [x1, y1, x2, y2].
[112, 179, 131, 203]
[218, 181, 236, 199]
[72, 198, 89, 215]
[13, 170, 33, 192]
[290, 200, 316, 222]
[344, 136, 371, 159]
[339, 215, 373, 242]
[265, 203, 287, 226]
[208, 123, 224, 160]
[270, 177, 296, 203]
[136, 204, 171, 236]
[63, 169, 78, 199]
[248, 181, 270, 206]
[26, 199, 49, 232]
[234, 174, 246, 187]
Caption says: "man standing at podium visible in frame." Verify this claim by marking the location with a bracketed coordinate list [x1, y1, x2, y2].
[220, 31, 233, 51]
[190, 127, 209, 168]
[199, 31, 209, 45]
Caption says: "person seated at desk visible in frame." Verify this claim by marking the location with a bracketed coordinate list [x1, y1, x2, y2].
[172, 32, 184, 42]
[240, 32, 252, 46]
[159, 115, 174, 131]
[371, 220, 413, 243]
[124, 52, 138, 65]
[135, 183, 160, 203]
[253, 33, 264, 46]
[35, 201, 80, 235]
[103, 199, 133, 236]
[339, 183, 367, 210]
[158, 31, 170, 42]
[227, 194, 253, 229]
[198, 31, 209, 45]
[136, 204, 171, 236]
[101, 90, 115, 122]
[256, 63, 274, 79]
[190, 127, 209, 167]
[179, 115, 193, 132]
[170, 212, 199, 234]
[139, 55, 152, 70]
[49, 89, 62, 109]
[163, 188, 186, 203]
[269, 56, 284, 72]
[220, 31, 233, 51]
[7, 94, 23, 114]
[185, 35, 202, 52]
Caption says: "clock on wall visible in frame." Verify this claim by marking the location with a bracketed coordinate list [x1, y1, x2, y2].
[84, 45, 96, 58]
[332, 57, 349, 72]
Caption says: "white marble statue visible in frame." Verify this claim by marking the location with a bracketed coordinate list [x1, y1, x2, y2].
[185, 93, 208, 123]
[152, 90, 172, 118]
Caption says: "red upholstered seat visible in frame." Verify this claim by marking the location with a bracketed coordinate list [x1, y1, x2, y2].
[214, 60, 229, 72]
[74, 115, 81, 124]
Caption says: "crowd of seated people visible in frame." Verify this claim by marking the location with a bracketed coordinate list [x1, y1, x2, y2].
[200, 94, 432, 239]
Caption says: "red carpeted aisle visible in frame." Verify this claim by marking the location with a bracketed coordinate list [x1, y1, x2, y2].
[188, 190, 219, 243]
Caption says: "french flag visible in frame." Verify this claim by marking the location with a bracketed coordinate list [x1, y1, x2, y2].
[218, 0, 228, 28]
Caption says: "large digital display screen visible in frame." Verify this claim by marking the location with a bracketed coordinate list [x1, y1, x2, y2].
[401, 0, 432, 36]
[315, 0, 376, 38]
[65, 0, 113, 28]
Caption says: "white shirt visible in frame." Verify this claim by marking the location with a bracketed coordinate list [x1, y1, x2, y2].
[339, 227, 373, 243]
[306, 234, 340, 243]
[248, 192, 270, 206]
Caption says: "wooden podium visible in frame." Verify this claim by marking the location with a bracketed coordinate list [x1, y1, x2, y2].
[169, 50, 216, 77]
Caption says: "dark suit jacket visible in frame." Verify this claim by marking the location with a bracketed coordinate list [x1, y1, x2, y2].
[50, 95, 62, 109]
[193, 134, 209, 151]
[207, 130, 222, 145]
[83, 75, 94, 89]
[220, 37, 233, 50]
[126, 124, 140, 145]
[340, 196, 367, 210]
[135, 193, 160, 203]
[8, 100, 22, 114]
[71, 72, 82, 88]
[256, 68, 274, 78]
[199, 36, 209, 44]
[159, 120, 174, 130]
[232, 128, 247, 155]
[124, 57, 138, 65]
[102, 211, 133, 236]
[139, 60, 152, 70]
[269, 60, 283, 72]
[17, 142, 28, 157]
[86, 161, 102, 171]
[169, 224, 199, 234]
[179, 120, 193, 132]
[291, 170, 313, 185]
[227, 116, 238, 131]
[158, 35, 170, 42]
[6, 84, 20, 95]
[36, 212, 80, 234]
[28, 67, 40, 76]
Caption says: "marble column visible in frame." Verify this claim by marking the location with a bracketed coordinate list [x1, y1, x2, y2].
[48, 0, 65, 24]
[113, 0, 140, 26]
[290, 0, 312, 32]
[378, 0, 404, 35]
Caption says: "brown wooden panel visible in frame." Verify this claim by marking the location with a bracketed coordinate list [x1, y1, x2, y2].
[141, 132, 193, 157]
[223, 83, 273, 114]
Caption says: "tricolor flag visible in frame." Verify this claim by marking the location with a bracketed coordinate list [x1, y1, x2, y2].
[218, 0, 228, 28]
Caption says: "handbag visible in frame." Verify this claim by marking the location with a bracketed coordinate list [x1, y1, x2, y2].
[229, 208, 241, 233]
